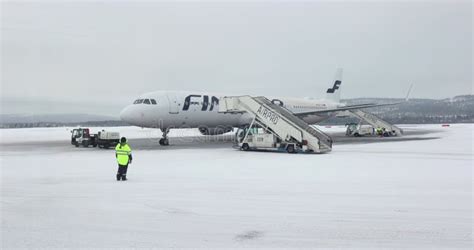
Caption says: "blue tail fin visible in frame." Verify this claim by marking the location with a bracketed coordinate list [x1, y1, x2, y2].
[325, 68, 343, 103]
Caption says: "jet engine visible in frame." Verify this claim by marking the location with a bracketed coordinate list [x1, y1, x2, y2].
[198, 126, 233, 135]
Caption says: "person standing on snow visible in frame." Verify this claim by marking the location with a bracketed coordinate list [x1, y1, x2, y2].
[115, 137, 132, 181]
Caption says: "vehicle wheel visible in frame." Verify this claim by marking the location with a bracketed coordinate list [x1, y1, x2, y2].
[241, 143, 250, 151]
[287, 145, 295, 153]
[104, 145, 109, 149]
[159, 138, 169, 146]
[75, 143, 79, 147]
[354, 133, 360, 137]
[93, 144, 97, 148]
[82, 141, 89, 147]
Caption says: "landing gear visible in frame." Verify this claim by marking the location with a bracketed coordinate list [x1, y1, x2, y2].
[159, 138, 169, 146]
[159, 128, 170, 146]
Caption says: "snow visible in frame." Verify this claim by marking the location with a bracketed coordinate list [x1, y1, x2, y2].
[0, 126, 206, 144]
[1, 124, 472, 248]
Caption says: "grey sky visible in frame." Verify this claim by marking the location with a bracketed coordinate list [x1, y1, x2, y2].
[1, 0, 472, 116]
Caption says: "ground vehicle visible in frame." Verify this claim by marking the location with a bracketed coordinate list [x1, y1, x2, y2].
[71, 128, 120, 148]
[345, 123, 375, 137]
[235, 126, 307, 153]
[220, 96, 332, 154]
[71, 128, 96, 147]
[96, 130, 121, 148]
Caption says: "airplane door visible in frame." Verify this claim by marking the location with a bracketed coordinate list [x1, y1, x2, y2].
[167, 94, 179, 114]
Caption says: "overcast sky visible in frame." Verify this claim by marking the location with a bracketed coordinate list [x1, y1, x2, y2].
[1, 0, 472, 116]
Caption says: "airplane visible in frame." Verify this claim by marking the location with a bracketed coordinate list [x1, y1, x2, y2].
[120, 69, 399, 145]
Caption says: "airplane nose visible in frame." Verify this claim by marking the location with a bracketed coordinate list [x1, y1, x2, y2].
[120, 105, 134, 124]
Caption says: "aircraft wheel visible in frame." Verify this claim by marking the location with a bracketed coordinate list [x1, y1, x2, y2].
[159, 138, 169, 146]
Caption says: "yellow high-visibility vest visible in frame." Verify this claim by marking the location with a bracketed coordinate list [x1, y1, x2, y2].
[115, 143, 132, 165]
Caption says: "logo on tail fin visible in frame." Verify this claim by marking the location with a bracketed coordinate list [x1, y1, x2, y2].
[326, 80, 341, 93]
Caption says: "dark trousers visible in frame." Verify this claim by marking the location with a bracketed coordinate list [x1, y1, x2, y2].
[117, 164, 128, 180]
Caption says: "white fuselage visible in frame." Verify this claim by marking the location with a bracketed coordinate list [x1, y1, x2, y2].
[119, 91, 342, 130]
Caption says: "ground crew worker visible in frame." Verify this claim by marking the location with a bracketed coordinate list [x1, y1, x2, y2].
[376, 127, 383, 136]
[115, 137, 132, 181]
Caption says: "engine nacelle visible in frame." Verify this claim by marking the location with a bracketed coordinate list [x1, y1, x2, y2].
[198, 126, 233, 135]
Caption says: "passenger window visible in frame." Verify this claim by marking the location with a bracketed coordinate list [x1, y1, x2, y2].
[137, 99, 144, 104]
[151, 99, 157, 105]
[133, 100, 138, 104]
[144, 99, 151, 104]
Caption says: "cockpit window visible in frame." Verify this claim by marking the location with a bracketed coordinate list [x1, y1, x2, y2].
[133, 98, 157, 104]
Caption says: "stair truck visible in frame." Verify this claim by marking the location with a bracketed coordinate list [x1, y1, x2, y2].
[235, 123, 310, 153]
[345, 123, 375, 137]
[219, 96, 332, 154]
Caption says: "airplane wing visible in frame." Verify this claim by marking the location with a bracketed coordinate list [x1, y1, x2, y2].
[293, 82, 414, 117]
[293, 102, 403, 117]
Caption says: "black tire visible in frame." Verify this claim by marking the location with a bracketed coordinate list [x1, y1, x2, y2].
[74, 143, 79, 147]
[287, 144, 295, 154]
[82, 141, 89, 147]
[241, 143, 250, 151]
[354, 133, 360, 137]
[159, 138, 169, 146]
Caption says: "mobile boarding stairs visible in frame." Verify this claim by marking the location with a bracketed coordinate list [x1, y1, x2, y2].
[339, 109, 403, 136]
[218, 96, 333, 153]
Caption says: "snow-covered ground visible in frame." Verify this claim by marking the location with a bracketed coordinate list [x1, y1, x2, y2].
[0, 124, 441, 143]
[1, 124, 472, 248]
[0, 126, 205, 143]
